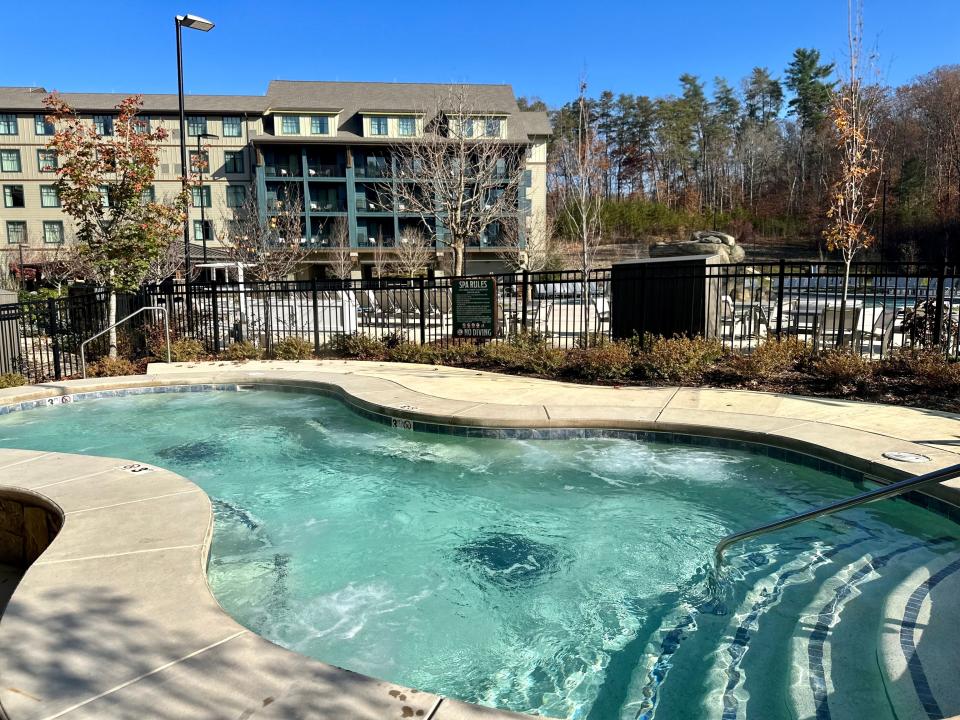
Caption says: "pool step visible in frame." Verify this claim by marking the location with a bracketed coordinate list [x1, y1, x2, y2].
[876, 554, 960, 720]
[628, 527, 960, 720]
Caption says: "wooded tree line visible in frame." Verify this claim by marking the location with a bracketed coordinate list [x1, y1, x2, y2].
[523, 54, 960, 261]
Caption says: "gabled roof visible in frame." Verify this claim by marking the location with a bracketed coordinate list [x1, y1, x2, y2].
[0, 87, 265, 113]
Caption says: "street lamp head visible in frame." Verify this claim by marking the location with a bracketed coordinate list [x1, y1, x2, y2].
[199, 132, 219, 140]
[177, 14, 214, 31]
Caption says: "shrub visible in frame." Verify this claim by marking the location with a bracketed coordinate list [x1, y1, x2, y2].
[729, 337, 812, 380]
[636, 335, 726, 384]
[270, 337, 315, 360]
[85, 357, 141, 377]
[433, 342, 480, 366]
[0, 372, 27, 389]
[878, 350, 960, 391]
[326, 333, 386, 360]
[565, 340, 636, 382]
[167, 338, 208, 363]
[219, 341, 263, 362]
[477, 335, 566, 376]
[812, 350, 872, 388]
[386, 342, 437, 364]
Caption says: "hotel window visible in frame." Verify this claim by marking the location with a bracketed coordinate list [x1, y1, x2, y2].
[281, 116, 301, 135]
[226, 185, 246, 208]
[7, 221, 26, 244]
[140, 186, 155, 203]
[193, 219, 213, 241]
[40, 185, 60, 207]
[38, 150, 57, 172]
[222, 116, 242, 137]
[94, 115, 114, 136]
[98, 186, 111, 208]
[398, 117, 416, 137]
[132, 116, 151, 134]
[0, 150, 21, 173]
[191, 186, 212, 208]
[310, 116, 329, 135]
[43, 221, 64, 244]
[35, 115, 55, 135]
[369, 117, 388, 136]
[224, 150, 244, 174]
[187, 116, 207, 136]
[485, 118, 502, 137]
[3, 185, 24, 208]
[189, 150, 209, 174]
[0, 114, 17, 135]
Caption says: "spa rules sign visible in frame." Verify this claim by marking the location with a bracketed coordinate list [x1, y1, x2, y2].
[452, 278, 498, 339]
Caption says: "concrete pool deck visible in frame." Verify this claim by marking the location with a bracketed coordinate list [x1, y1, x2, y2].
[0, 360, 958, 719]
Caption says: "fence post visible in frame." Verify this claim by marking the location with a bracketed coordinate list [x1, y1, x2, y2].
[418, 276, 427, 345]
[311, 279, 321, 354]
[211, 287, 221, 354]
[775, 259, 785, 340]
[47, 298, 62, 381]
[521, 270, 529, 332]
[933, 258, 946, 348]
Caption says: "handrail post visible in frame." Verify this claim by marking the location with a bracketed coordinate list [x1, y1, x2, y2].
[47, 298, 62, 381]
[80, 306, 170, 379]
[775, 259, 785, 340]
[933, 258, 946, 348]
[418, 276, 427, 345]
[521, 269, 529, 333]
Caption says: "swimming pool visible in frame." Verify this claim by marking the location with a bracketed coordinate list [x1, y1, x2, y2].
[1, 387, 957, 720]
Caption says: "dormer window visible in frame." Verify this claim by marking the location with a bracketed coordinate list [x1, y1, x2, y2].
[370, 117, 388, 136]
[281, 116, 301, 135]
[485, 118, 502, 137]
[398, 117, 416, 137]
[463, 118, 475, 138]
[310, 116, 329, 135]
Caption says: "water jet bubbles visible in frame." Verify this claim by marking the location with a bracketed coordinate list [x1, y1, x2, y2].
[156, 439, 227, 464]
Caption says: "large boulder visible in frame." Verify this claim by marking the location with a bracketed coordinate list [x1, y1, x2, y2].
[650, 235, 745, 263]
[691, 230, 736, 246]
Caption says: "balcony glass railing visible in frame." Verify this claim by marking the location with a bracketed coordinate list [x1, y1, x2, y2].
[306, 164, 343, 177]
[355, 164, 390, 178]
[264, 164, 302, 178]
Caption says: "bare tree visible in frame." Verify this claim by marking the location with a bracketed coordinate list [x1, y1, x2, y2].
[143, 236, 184, 286]
[823, 0, 884, 306]
[370, 233, 391, 280]
[387, 86, 529, 276]
[551, 80, 606, 344]
[497, 208, 555, 273]
[223, 184, 307, 281]
[392, 228, 434, 278]
[326, 217, 354, 279]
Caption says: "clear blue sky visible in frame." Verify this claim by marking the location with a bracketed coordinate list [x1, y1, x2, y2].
[6, 0, 959, 106]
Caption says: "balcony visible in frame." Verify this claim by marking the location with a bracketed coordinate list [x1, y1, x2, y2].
[306, 163, 343, 178]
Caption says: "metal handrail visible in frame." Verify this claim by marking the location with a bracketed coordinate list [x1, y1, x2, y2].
[80, 306, 171, 378]
[715, 462, 960, 568]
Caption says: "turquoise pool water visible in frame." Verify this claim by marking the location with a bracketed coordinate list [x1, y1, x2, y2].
[1, 389, 957, 720]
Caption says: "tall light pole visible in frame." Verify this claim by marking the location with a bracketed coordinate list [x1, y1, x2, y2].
[195, 132, 218, 269]
[175, 13, 214, 322]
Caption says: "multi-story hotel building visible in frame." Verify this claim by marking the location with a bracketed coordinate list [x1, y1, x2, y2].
[0, 81, 550, 279]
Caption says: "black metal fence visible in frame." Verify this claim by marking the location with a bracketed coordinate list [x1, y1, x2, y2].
[2, 260, 958, 384]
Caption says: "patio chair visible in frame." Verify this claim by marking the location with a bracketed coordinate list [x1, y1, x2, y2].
[426, 287, 452, 318]
[720, 295, 745, 339]
[592, 296, 610, 325]
[356, 290, 379, 317]
[373, 289, 400, 316]
[814, 304, 862, 350]
[528, 300, 555, 335]
[852, 307, 896, 356]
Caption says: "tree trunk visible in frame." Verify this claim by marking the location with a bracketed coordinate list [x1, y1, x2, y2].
[108, 287, 118, 359]
[453, 241, 465, 277]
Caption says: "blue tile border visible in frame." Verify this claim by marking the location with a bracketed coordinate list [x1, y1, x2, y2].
[898, 556, 960, 720]
[3, 381, 959, 526]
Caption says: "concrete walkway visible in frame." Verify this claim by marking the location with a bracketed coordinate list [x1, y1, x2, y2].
[0, 361, 958, 720]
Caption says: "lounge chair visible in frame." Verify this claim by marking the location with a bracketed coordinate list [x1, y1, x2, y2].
[814, 304, 862, 350]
